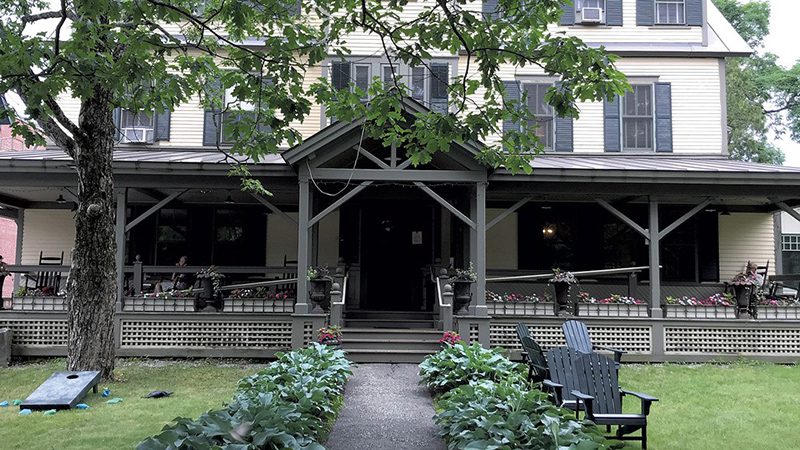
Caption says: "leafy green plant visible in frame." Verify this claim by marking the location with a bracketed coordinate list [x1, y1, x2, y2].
[138, 344, 351, 450]
[435, 380, 622, 450]
[449, 263, 477, 282]
[418, 342, 525, 394]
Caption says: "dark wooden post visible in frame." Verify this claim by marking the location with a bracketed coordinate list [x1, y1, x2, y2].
[648, 198, 663, 318]
[132, 256, 143, 296]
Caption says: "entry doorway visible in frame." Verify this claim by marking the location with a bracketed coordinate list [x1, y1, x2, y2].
[358, 200, 436, 311]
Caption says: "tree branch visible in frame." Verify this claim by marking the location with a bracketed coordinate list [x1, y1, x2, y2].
[22, 10, 78, 23]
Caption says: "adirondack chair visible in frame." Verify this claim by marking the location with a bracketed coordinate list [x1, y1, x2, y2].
[542, 346, 581, 415]
[519, 336, 548, 384]
[562, 320, 626, 368]
[570, 352, 658, 449]
[515, 322, 531, 362]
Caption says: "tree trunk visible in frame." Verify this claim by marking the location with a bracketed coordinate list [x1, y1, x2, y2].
[66, 86, 118, 379]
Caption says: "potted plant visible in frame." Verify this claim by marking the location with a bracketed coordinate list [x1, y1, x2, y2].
[307, 265, 332, 312]
[317, 325, 342, 346]
[549, 268, 577, 315]
[449, 263, 477, 314]
[730, 271, 757, 317]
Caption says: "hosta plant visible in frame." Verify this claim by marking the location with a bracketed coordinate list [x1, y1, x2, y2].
[435, 380, 622, 450]
[418, 342, 525, 394]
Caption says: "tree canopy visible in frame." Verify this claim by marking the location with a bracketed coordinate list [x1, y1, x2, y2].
[0, 0, 628, 174]
[0, 0, 628, 377]
[714, 0, 800, 165]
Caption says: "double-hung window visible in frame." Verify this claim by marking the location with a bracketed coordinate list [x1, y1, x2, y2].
[621, 85, 654, 151]
[411, 63, 450, 113]
[221, 85, 256, 145]
[655, 0, 685, 25]
[331, 61, 370, 100]
[524, 83, 554, 150]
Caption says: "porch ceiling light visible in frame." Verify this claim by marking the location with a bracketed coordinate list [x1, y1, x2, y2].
[56, 194, 67, 204]
[542, 223, 556, 239]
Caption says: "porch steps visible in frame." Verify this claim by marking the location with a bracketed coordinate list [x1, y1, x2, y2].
[341, 328, 442, 363]
[343, 310, 437, 329]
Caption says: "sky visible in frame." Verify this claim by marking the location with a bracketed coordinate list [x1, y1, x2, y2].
[759, 1, 800, 167]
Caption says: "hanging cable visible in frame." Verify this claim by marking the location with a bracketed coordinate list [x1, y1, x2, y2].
[307, 117, 368, 197]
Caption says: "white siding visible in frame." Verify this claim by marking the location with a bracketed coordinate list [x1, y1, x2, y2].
[552, 0, 703, 43]
[487, 209, 518, 270]
[20, 210, 76, 265]
[475, 57, 723, 153]
[718, 213, 776, 281]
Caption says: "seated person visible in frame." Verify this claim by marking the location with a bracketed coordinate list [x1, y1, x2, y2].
[154, 256, 193, 293]
[746, 261, 764, 288]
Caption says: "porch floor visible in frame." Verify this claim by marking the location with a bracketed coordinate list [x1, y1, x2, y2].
[325, 364, 445, 450]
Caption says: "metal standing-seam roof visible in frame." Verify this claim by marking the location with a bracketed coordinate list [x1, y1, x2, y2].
[0, 149, 287, 165]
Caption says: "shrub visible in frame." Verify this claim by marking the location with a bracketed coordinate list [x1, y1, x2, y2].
[418, 342, 524, 394]
[435, 380, 621, 450]
[138, 344, 351, 450]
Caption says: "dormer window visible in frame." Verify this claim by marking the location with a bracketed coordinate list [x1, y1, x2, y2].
[575, 0, 605, 24]
[655, 0, 685, 25]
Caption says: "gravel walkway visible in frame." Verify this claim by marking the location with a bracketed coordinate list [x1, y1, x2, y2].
[325, 364, 447, 450]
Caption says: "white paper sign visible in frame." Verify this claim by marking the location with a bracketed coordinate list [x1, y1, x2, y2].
[412, 231, 423, 245]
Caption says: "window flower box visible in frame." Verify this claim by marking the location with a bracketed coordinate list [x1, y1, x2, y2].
[11, 296, 67, 311]
[122, 296, 195, 312]
[579, 303, 649, 318]
[223, 298, 295, 313]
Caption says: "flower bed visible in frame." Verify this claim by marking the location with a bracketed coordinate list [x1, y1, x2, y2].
[419, 343, 619, 449]
[138, 343, 351, 449]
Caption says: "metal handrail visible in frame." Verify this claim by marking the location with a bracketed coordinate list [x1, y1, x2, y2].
[220, 278, 298, 291]
[332, 274, 348, 306]
[487, 265, 659, 283]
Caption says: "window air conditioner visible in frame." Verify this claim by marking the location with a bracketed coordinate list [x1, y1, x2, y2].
[121, 127, 153, 143]
[579, 7, 603, 23]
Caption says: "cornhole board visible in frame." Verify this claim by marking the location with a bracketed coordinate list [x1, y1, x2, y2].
[20, 371, 101, 410]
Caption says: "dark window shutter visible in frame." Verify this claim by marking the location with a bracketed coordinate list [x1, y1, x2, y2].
[154, 111, 170, 141]
[686, 0, 703, 26]
[655, 82, 673, 152]
[606, 0, 623, 26]
[560, 1, 575, 26]
[331, 61, 351, 91]
[112, 107, 122, 142]
[203, 77, 222, 146]
[502, 80, 522, 135]
[483, 0, 499, 19]
[636, 0, 654, 26]
[604, 95, 621, 152]
[554, 117, 573, 152]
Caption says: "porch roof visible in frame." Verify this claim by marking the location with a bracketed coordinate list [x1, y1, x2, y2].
[491, 154, 800, 185]
[0, 149, 287, 166]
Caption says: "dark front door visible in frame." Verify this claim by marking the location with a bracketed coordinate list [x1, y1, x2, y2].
[360, 201, 434, 311]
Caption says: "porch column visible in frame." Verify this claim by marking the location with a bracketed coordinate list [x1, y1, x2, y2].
[648, 198, 663, 318]
[469, 182, 487, 317]
[13, 209, 24, 292]
[295, 177, 311, 314]
[114, 189, 127, 307]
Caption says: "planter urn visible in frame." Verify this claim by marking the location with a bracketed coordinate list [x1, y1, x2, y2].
[552, 281, 572, 315]
[733, 285, 752, 318]
[451, 280, 473, 314]
[309, 278, 332, 312]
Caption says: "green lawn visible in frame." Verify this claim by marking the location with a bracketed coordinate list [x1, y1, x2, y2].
[620, 362, 800, 449]
[1, 360, 799, 449]
[0, 359, 263, 450]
